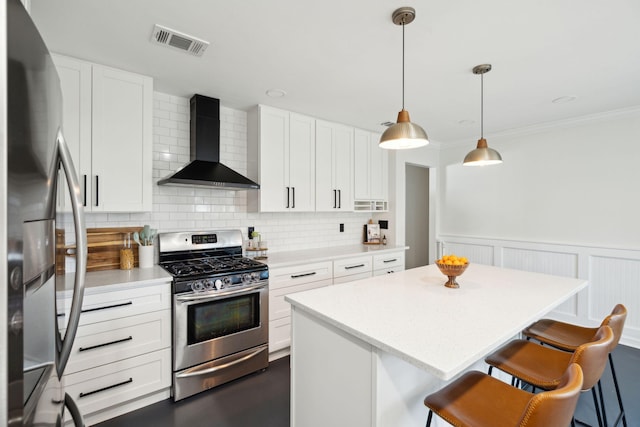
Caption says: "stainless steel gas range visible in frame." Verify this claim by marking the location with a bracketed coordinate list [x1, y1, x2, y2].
[158, 230, 269, 401]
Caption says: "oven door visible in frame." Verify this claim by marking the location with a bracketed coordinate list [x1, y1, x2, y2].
[173, 282, 268, 371]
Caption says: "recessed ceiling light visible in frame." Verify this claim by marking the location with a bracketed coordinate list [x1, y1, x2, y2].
[266, 89, 286, 98]
[552, 96, 577, 104]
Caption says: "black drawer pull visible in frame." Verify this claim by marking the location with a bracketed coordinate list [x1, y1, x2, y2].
[79, 336, 133, 352]
[81, 301, 133, 314]
[291, 272, 317, 279]
[345, 264, 365, 270]
[383, 259, 398, 263]
[79, 378, 133, 398]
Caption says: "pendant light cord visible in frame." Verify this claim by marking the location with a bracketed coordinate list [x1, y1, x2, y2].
[480, 72, 484, 139]
[402, 21, 405, 110]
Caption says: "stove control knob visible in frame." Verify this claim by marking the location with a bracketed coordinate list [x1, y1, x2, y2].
[241, 273, 251, 284]
[250, 272, 260, 282]
[192, 281, 205, 292]
[214, 279, 223, 290]
[203, 279, 214, 290]
[222, 276, 232, 287]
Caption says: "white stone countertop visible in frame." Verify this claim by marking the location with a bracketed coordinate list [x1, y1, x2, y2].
[57, 266, 172, 297]
[258, 244, 408, 269]
[286, 263, 588, 381]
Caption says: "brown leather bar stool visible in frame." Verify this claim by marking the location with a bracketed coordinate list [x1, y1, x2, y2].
[485, 325, 614, 427]
[424, 363, 583, 427]
[522, 304, 628, 427]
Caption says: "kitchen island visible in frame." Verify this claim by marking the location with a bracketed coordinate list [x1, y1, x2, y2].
[285, 263, 588, 427]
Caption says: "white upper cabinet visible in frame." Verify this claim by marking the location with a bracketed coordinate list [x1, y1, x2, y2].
[248, 105, 315, 212]
[53, 54, 153, 212]
[354, 129, 388, 211]
[315, 120, 353, 212]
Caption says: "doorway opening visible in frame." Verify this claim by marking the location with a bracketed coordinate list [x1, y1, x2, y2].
[405, 164, 429, 269]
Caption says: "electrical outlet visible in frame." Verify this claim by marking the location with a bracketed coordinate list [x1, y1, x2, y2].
[339, 224, 344, 232]
[379, 220, 389, 229]
[248, 227, 255, 239]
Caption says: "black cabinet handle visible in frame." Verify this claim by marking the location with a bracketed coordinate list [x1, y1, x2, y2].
[286, 187, 290, 208]
[345, 264, 365, 270]
[79, 378, 133, 398]
[95, 175, 99, 206]
[81, 301, 133, 314]
[291, 271, 317, 279]
[383, 259, 398, 263]
[83, 175, 87, 207]
[79, 336, 133, 352]
[292, 187, 295, 208]
[333, 189, 337, 208]
[338, 189, 341, 209]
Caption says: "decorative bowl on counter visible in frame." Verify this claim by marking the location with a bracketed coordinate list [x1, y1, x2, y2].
[435, 255, 469, 288]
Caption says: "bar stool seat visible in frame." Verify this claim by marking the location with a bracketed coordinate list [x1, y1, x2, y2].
[424, 364, 583, 427]
[485, 325, 614, 427]
[522, 304, 628, 427]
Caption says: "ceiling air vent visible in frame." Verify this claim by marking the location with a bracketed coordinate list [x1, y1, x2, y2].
[151, 24, 209, 57]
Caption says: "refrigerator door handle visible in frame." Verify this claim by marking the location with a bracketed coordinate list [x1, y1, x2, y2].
[56, 129, 87, 378]
[65, 393, 86, 427]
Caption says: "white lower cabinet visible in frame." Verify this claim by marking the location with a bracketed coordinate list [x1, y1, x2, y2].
[333, 255, 373, 283]
[268, 249, 405, 358]
[268, 262, 333, 357]
[373, 251, 405, 276]
[60, 281, 171, 426]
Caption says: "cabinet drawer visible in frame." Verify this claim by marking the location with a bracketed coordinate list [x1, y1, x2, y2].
[63, 348, 171, 419]
[269, 317, 291, 353]
[269, 278, 332, 321]
[58, 283, 171, 329]
[65, 310, 171, 375]
[333, 271, 372, 285]
[269, 261, 333, 289]
[373, 267, 404, 276]
[373, 252, 405, 271]
[333, 255, 372, 278]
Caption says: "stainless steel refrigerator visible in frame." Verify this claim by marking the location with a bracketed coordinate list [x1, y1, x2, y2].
[3, 0, 88, 425]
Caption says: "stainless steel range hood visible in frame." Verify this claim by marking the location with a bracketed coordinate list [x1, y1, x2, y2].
[157, 95, 259, 190]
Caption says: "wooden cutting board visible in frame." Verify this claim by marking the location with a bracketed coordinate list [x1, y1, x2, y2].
[57, 226, 146, 273]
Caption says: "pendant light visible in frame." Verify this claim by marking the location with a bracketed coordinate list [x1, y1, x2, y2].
[379, 7, 429, 150]
[463, 64, 503, 166]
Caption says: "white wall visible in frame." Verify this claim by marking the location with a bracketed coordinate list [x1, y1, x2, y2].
[434, 108, 640, 347]
[82, 92, 371, 253]
[438, 108, 640, 249]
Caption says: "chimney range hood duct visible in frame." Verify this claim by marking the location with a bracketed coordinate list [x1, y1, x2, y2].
[157, 95, 259, 190]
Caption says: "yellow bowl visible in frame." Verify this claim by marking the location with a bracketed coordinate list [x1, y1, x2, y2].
[436, 262, 469, 288]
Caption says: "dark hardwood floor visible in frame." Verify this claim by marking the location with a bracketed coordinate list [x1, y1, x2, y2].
[97, 345, 639, 427]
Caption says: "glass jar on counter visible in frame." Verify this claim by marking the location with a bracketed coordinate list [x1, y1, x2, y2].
[120, 232, 134, 270]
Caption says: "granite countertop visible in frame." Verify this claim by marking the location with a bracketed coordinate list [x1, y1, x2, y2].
[286, 263, 588, 380]
[57, 266, 172, 297]
[260, 245, 408, 269]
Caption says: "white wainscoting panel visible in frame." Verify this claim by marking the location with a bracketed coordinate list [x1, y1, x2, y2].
[588, 255, 640, 331]
[438, 235, 640, 348]
[440, 242, 494, 266]
[502, 247, 579, 316]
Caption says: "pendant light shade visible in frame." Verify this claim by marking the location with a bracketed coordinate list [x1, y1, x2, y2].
[463, 64, 503, 166]
[379, 7, 429, 150]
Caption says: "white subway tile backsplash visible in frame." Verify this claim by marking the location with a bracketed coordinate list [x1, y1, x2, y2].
[86, 91, 371, 253]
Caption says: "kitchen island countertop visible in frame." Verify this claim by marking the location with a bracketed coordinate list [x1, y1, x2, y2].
[286, 263, 588, 426]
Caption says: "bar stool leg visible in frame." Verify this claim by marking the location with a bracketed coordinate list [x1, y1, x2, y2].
[609, 354, 628, 427]
[426, 410, 433, 427]
[592, 387, 604, 427]
[597, 380, 608, 427]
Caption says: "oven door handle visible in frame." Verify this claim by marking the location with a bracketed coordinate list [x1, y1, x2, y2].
[175, 283, 267, 303]
[176, 346, 268, 379]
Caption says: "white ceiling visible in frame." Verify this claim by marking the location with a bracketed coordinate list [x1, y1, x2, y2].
[30, 0, 640, 143]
